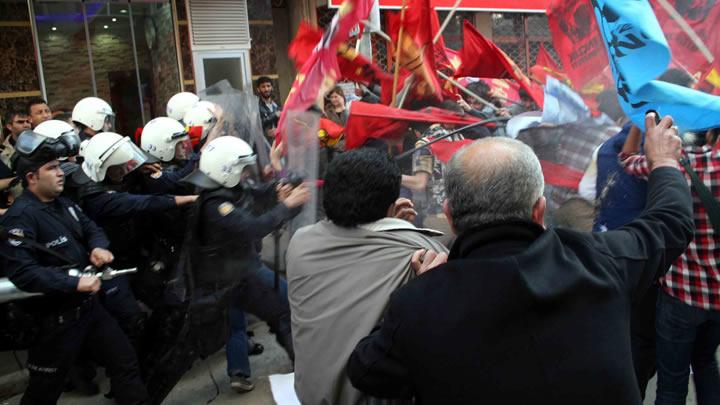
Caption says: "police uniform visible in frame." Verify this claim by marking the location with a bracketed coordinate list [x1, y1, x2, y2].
[76, 172, 178, 351]
[0, 189, 148, 404]
[145, 185, 296, 403]
[140, 156, 197, 196]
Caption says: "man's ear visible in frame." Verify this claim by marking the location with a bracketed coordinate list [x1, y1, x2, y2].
[531, 196, 546, 228]
[386, 201, 397, 218]
[442, 199, 457, 235]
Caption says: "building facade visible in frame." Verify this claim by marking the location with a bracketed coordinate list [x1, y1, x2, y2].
[0, 0, 553, 134]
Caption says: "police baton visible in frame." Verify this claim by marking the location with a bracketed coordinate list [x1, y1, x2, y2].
[393, 116, 510, 161]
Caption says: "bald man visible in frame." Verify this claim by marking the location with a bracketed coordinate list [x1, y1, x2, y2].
[348, 114, 694, 405]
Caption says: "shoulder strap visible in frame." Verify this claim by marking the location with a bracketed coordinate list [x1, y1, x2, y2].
[680, 157, 720, 234]
[0, 225, 77, 267]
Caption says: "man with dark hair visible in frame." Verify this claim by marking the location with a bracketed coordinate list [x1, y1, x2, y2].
[26, 99, 52, 128]
[256, 76, 281, 140]
[348, 114, 694, 404]
[287, 148, 447, 405]
[1, 109, 31, 207]
[2, 109, 31, 166]
[0, 132, 147, 404]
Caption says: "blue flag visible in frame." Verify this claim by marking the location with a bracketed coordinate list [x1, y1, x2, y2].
[591, 0, 720, 132]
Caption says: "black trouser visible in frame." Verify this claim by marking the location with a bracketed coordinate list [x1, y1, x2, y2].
[22, 297, 148, 405]
[631, 284, 659, 399]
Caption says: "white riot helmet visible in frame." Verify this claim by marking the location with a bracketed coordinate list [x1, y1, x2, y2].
[81, 132, 147, 182]
[72, 97, 115, 132]
[141, 117, 192, 163]
[182, 101, 216, 140]
[182, 136, 256, 189]
[166, 92, 200, 121]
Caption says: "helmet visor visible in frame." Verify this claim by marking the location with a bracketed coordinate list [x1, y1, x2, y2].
[15, 130, 48, 156]
[174, 138, 193, 161]
[59, 130, 81, 157]
[102, 114, 116, 133]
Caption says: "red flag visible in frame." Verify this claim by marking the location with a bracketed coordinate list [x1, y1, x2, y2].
[337, 43, 393, 86]
[458, 21, 544, 107]
[649, 0, 720, 83]
[428, 139, 474, 163]
[547, 0, 612, 98]
[279, 0, 375, 139]
[530, 44, 571, 86]
[345, 101, 482, 149]
[288, 22, 323, 70]
[535, 44, 559, 72]
[455, 22, 506, 78]
[318, 117, 345, 147]
[386, 0, 444, 103]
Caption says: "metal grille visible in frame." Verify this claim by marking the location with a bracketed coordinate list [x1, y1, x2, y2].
[491, 12, 558, 73]
[188, 0, 250, 49]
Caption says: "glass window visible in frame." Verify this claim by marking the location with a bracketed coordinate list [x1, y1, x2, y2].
[33, 1, 94, 112]
[33, 0, 181, 137]
[85, 1, 143, 136]
[130, 2, 182, 121]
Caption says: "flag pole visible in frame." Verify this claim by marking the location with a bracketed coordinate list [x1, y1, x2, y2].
[362, 20, 391, 41]
[655, 0, 714, 63]
[391, 0, 408, 106]
[436, 71, 500, 112]
[433, 0, 462, 45]
[397, 75, 415, 108]
[394, 116, 510, 161]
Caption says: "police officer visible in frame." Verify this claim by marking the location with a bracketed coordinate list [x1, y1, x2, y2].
[68, 132, 197, 357]
[0, 130, 148, 404]
[166, 92, 200, 123]
[138, 117, 197, 195]
[145, 136, 309, 402]
[71, 97, 115, 141]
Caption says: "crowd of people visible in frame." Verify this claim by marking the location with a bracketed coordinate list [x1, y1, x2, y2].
[0, 67, 717, 405]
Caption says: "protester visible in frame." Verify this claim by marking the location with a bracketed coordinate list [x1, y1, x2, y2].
[401, 101, 466, 231]
[257, 76, 282, 141]
[324, 86, 348, 126]
[2, 109, 31, 166]
[347, 114, 693, 404]
[287, 148, 447, 404]
[619, 126, 720, 405]
[26, 99, 52, 128]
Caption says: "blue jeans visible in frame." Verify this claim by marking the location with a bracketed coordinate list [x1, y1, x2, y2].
[655, 290, 720, 405]
[226, 264, 292, 378]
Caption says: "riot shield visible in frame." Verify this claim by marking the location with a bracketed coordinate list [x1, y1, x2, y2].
[517, 122, 618, 214]
[283, 110, 320, 234]
[198, 80, 270, 169]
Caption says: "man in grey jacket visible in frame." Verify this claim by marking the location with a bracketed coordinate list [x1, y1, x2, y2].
[287, 148, 448, 405]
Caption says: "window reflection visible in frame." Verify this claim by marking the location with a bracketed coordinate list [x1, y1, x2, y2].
[33, 1, 181, 137]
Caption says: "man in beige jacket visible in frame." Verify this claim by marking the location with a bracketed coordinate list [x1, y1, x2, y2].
[287, 148, 448, 405]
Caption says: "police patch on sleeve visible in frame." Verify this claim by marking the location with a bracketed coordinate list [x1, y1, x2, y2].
[7, 228, 24, 247]
[218, 202, 235, 217]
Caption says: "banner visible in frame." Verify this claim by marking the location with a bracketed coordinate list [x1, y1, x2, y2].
[649, 0, 720, 82]
[547, 0, 613, 99]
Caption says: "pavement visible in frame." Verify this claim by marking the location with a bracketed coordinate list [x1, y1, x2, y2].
[2, 322, 291, 405]
[2, 317, 710, 404]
